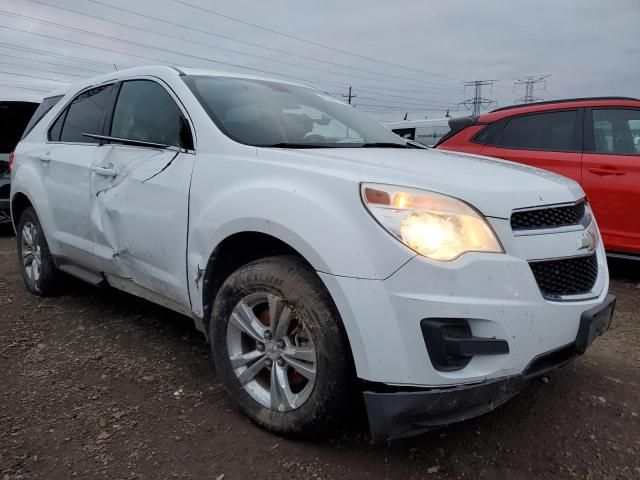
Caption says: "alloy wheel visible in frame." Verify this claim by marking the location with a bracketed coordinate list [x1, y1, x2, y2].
[226, 292, 317, 412]
[21, 221, 41, 284]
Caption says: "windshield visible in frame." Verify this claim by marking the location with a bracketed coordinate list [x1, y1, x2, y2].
[182, 75, 408, 148]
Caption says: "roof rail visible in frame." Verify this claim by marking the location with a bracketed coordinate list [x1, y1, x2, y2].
[490, 97, 640, 113]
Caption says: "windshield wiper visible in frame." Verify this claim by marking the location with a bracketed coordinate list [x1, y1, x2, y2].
[262, 142, 417, 149]
[358, 142, 412, 148]
[263, 143, 336, 149]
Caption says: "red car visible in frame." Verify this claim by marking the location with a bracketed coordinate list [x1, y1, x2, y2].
[437, 97, 640, 258]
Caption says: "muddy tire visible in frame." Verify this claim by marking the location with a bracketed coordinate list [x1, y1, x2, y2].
[210, 255, 353, 438]
[16, 207, 62, 296]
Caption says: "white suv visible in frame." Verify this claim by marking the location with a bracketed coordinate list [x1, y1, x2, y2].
[11, 66, 615, 441]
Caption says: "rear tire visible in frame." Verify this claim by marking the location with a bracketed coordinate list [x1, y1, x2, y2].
[210, 255, 353, 438]
[16, 207, 62, 296]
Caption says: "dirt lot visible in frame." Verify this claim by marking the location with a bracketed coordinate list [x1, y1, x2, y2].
[0, 231, 638, 480]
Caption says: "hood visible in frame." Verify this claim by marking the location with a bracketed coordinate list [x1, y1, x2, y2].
[257, 147, 584, 219]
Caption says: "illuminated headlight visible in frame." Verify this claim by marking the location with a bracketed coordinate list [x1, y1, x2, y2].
[361, 183, 504, 261]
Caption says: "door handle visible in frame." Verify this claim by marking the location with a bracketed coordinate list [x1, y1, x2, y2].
[587, 167, 625, 176]
[92, 166, 118, 177]
[38, 155, 51, 163]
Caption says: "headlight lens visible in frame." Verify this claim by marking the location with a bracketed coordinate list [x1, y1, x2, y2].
[361, 183, 504, 261]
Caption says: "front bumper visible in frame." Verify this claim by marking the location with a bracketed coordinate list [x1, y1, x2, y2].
[364, 294, 615, 441]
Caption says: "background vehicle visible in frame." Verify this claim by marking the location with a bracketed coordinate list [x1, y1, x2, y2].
[11, 67, 613, 442]
[436, 97, 640, 257]
[0, 100, 40, 225]
[386, 118, 451, 146]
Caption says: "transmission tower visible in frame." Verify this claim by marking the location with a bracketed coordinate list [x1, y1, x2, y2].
[513, 75, 551, 103]
[458, 80, 497, 116]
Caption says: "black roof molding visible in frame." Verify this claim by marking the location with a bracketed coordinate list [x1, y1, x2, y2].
[491, 97, 640, 113]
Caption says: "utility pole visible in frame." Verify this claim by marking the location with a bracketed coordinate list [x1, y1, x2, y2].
[458, 80, 497, 116]
[343, 86, 356, 105]
[513, 75, 551, 103]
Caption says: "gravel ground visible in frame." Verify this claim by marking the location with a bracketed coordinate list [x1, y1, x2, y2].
[1, 231, 639, 479]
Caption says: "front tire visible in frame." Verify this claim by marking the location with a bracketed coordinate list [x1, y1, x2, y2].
[16, 207, 62, 296]
[210, 255, 353, 438]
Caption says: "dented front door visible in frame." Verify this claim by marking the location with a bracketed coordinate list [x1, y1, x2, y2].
[89, 144, 195, 309]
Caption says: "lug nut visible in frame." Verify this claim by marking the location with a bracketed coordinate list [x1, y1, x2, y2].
[277, 340, 285, 349]
[265, 359, 273, 367]
[256, 343, 265, 352]
[277, 358, 285, 367]
[264, 330, 272, 340]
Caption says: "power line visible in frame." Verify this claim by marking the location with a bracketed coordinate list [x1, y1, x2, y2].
[355, 101, 457, 110]
[356, 95, 454, 108]
[0, 41, 118, 71]
[171, 0, 464, 82]
[43, 0, 465, 91]
[356, 104, 454, 111]
[0, 51, 107, 75]
[458, 80, 497, 116]
[0, 24, 374, 94]
[0, 24, 461, 106]
[0, 39, 459, 106]
[513, 74, 551, 103]
[0, 83, 52, 92]
[5, 6, 461, 93]
[0, 69, 70, 84]
[0, 60, 88, 78]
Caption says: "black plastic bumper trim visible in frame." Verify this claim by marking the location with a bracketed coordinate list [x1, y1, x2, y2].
[446, 336, 509, 356]
[365, 295, 615, 442]
[420, 318, 509, 372]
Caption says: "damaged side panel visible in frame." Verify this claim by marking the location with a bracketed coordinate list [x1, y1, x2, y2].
[89, 145, 196, 310]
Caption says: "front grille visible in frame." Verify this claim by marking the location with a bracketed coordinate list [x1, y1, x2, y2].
[529, 254, 598, 299]
[0, 161, 8, 176]
[511, 200, 586, 230]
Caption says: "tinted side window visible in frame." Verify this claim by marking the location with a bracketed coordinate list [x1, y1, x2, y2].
[21, 96, 62, 140]
[492, 111, 577, 151]
[49, 110, 65, 142]
[59, 85, 113, 143]
[592, 109, 640, 155]
[110, 80, 190, 148]
[472, 121, 504, 144]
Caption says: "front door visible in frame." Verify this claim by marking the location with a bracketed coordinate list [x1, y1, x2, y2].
[582, 107, 640, 253]
[90, 79, 196, 308]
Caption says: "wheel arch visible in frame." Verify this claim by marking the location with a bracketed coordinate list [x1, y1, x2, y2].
[10, 191, 34, 230]
[199, 230, 359, 375]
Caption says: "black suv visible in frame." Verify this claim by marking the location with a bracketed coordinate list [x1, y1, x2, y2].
[0, 101, 41, 225]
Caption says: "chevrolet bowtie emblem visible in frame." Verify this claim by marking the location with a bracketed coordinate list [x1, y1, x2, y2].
[577, 231, 597, 252]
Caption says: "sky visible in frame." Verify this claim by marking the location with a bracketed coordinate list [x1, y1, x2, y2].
[0, 0, 638, 121]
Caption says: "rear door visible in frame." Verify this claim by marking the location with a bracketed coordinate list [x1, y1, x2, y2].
[41, 84, 114, 266]
[477, 109, 583, 183]
[582, 107, 640, 253]
[90, 78, 196, 308]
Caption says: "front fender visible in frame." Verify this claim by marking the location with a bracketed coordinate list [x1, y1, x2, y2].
[186, 171, 414, 317]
